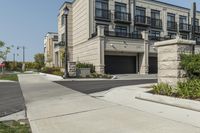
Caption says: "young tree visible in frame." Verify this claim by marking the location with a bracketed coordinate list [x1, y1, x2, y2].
[34, 53, 44, 69]
[0, 40, 11, 61]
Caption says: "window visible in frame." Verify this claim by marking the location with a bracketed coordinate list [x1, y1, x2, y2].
[168, 32, 176, 38]
[61, 15, 65, 26]
[179, 15, 187, 24]
[180, 34, 188, 39]
[95, 0, 109, 19]
[151, 10, 160, 19]
[191, 18, 199, 26]
[115, 2, 126, 13]
[61, 33, 65, 42]
[96, 0, 108, 9]
[136, 27, 146, 35]
[136, 7, 146, 16]
[167, 13, 175, 22]
[151, 30, 160, 37]
[115, 25, 127, 36]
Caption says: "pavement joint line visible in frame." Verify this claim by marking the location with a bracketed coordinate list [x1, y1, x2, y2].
[95, 97, 200, 129]
[29, 105, 119, 122]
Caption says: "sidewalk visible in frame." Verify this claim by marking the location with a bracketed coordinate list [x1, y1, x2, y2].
[18, 74, 200, 133]
[91, 84, 200, 128]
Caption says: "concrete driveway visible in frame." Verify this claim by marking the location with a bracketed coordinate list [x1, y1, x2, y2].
[0, 81, 25, 117]
[18, 74, 200, 133]
[55, 79, 156, 94]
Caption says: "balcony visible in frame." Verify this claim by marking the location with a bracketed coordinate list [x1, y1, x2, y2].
[135, 15, 151, 26]
[151, 18, 162, 29]
[195, 26, 200, 34]
[114, 12, 131, 24]
[179, 23, 191, 32]
[167, 21, 177, 31]
[95, 8, 111, 22]
[104, 30, 142, 39]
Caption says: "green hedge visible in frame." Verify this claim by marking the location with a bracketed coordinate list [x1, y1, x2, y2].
[76, 62, 95, 73]
[41, 67, 64, 76]
[4, 61, 40, 71]
[180, 53, 200, 78]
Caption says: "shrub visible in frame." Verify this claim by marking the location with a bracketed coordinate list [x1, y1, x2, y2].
[152, 83, 174, 96]
[76, 62, 95, 73]
[177, 79, 200, 99]
[41, 67, 63, 76]
[180, 53, 200, 78]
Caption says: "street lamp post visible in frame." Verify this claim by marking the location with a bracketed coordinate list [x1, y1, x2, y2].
[63, 7, 69, 79]
[17, 46, 26, 71]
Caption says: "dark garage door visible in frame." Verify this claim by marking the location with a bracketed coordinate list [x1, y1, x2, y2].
[105, 55, 136, 74]
[149, 57, 158, 74]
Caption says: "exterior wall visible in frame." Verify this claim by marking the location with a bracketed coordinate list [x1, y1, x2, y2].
[72, 0, 90, 45]
[44, 33, 58, 67]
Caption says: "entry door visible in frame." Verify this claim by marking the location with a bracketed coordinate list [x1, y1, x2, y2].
[105, 55, 136, 74]
[149, 57, 158, 74]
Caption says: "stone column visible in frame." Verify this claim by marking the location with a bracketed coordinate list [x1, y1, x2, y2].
[140, 31, 149, 75]
[155, 36, 195, 86]
[96, 25, 105, 74]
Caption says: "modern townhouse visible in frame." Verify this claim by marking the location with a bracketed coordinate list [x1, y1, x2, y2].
[44, 32, 59, 67]
[55, 0, 200, 75]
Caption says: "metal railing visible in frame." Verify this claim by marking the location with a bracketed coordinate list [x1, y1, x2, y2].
[179, 23, 191, 32]
[167, 21, 177, 31]
[135, 15, 151, 26]
[95, 8, 111, 21]
[114, 12, 131, 23]
[151, 18, 162, 29]
[104, 31, 142, 39]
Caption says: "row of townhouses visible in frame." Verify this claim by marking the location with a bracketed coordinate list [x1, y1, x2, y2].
[44, 0, 200, 75]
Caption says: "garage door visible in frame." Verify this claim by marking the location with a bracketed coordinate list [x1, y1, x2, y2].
[105, 55, 136, 74]
[149, 57, 158, 74]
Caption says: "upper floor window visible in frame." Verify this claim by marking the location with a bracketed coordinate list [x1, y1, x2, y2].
[96, 0, 108, 10]
[151, 30, 160, 37]
[136, 6, 146, 16]
[115, 25, 127, 36]
[61, 33, 65, 42]
[192, 18, 199, 26]
[61, 15, 65, 26]
[115, 2, 126, 13]
[167, 13, 175, 22]
[151, 10, 160, 19]
[179, 15, 187, 24]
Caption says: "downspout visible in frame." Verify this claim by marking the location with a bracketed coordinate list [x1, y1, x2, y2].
[129, 0, 131, 33]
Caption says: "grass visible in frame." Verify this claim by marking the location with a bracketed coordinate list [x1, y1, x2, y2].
[0, 121, 30, 133]
[0, 74, 18, 81]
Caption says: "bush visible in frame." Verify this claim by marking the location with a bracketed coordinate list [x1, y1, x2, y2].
[177, 79, 200, 99]
[180, 53, 200, 78]
[41, 67, 63, 76]
[76, 62, 95, 73]
[152, 83, 174, 96]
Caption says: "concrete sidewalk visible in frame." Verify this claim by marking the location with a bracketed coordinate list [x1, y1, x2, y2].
[18, 74, 200, 133]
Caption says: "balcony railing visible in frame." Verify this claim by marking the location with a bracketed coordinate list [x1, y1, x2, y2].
[151, 18, 162, 29]
[195, 26, 200, 34]
[179, 23, 191, 32]
[135, 15, 151, 26]
[167, 21, 177, 31]
[104, 31, 142, 39]
[114, 12, 131, 23]
[95, 8, 111, 21]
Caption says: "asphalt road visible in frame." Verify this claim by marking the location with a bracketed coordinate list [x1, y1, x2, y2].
[0, 82, 25, 117]
[55, 79, 157, 94]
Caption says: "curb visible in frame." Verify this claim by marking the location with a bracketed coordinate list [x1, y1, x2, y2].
[39, 73, 63, 80]
[136, 92, 200, 112]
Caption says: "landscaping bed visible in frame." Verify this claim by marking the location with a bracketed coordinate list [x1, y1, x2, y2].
[0, 74, 18, 81]
[0, 120, 31, 133]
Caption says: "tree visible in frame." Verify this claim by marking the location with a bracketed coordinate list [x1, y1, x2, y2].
[0, 40, 11, 61]
[34, 53, 44, 70]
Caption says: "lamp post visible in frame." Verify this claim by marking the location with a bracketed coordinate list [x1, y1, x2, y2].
[17, 46, 26, 72]
[63, 7, 69, 79]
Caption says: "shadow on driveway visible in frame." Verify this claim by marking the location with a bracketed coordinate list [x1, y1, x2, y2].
[55, 79, 157, 94]
[0, 82, 25, 117]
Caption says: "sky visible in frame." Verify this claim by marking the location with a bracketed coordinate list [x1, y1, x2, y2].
[0, 0, 200, 62]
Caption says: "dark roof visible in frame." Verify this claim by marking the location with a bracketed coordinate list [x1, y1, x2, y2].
[59, 1, 73, 10]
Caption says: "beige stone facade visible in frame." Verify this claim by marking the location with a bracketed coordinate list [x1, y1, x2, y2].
[44, 33, 58, 67]
[53, 0, 200, 74]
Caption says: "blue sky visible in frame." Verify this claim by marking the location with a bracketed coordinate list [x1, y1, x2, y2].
[0, 0, 199, 61]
